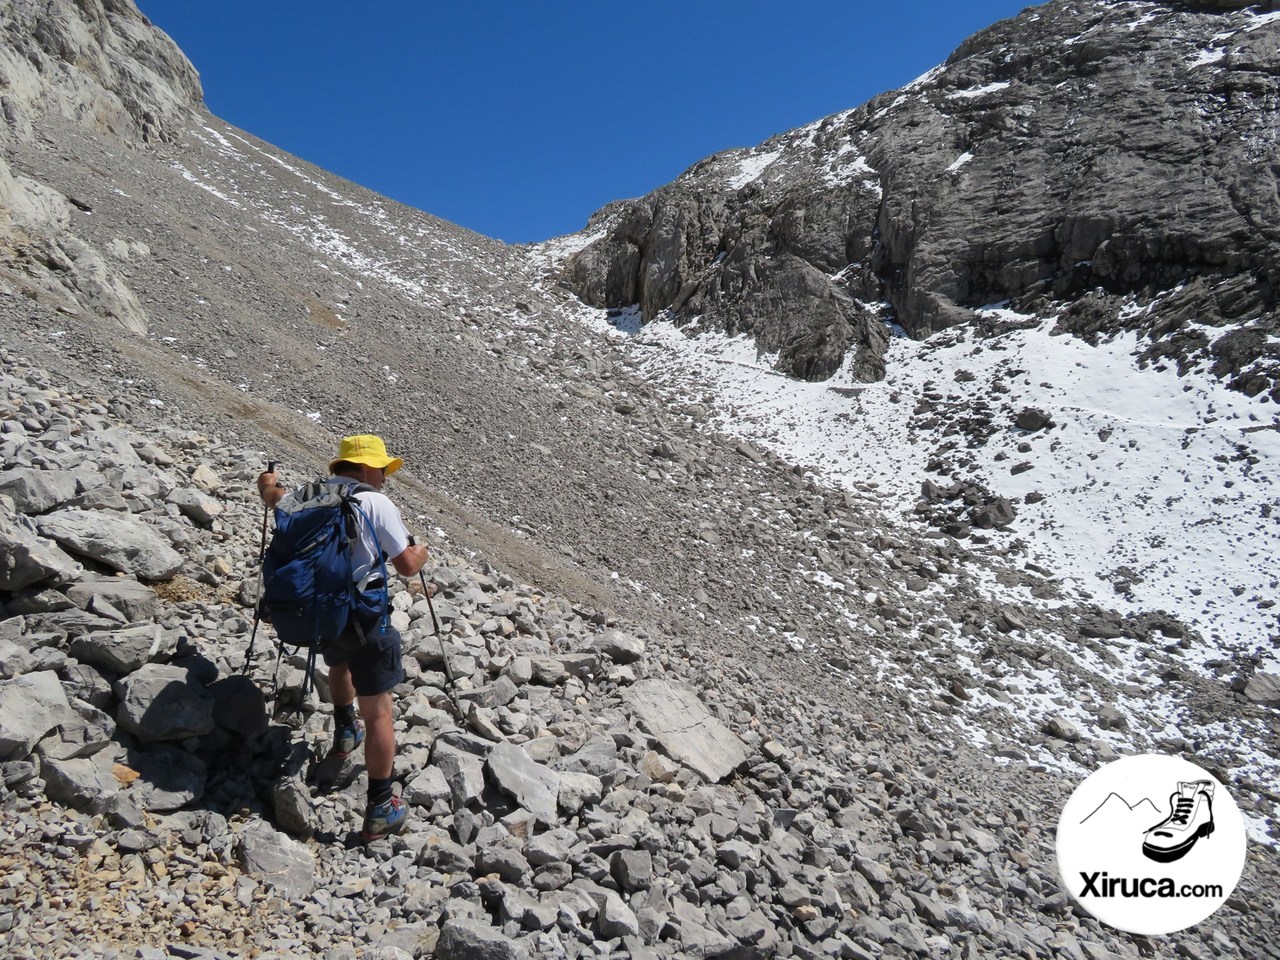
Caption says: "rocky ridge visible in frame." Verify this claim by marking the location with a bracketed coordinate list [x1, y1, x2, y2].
[562, 0, 1280, 399]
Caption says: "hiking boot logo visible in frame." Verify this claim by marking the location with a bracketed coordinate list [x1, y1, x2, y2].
[1055, 754, 1247, 936]
[1142, 780, 1215, 863]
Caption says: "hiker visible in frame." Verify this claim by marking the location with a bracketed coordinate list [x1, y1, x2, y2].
[257, 434, 428, 839]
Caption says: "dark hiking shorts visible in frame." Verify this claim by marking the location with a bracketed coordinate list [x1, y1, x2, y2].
[322, 616, 404, 698]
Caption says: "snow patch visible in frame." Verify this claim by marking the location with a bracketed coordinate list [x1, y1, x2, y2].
[945, 81, 1011, 100]
[1245, 11, 1280, 32]
[1188, 48, 1226, 68]
[728, 150, 782, 189]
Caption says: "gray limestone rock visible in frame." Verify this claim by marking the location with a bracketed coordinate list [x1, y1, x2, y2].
[421, 834, 473, 874]
[436, 917, 529, 960]
[625, 679, 748, 783]
[1243, 673, 1280, 707]
[35, 698, 116, 761]
[0, 637, 36, 679]
[40, 750, 119, 814]
[208, 674, 269, 738]
[609, 849, 653, 892]
[556, 771, 603, 815]
[124, 745, 207, 811]
[68, 623, 171, 674]
[474, 841, 531, 884]
[1043, 717, 1081, 742]
[592, 629, 645, 664]
[37, 508, 183, 581]
[436, 743, 487, 811]
[0, 503, 81, 590]
[114, 663, 216, 742]
[487, 740, 560, 825]
[166, 487, 223, 524]
[237, 820, 316, 901]
[550, 732, 618, 780]
[0, 468, 78, 514]
[0, 670, 72, 760]
[406, 763, 452, 807]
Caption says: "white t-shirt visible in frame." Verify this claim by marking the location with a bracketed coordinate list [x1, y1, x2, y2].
[341, 485, 411, 585]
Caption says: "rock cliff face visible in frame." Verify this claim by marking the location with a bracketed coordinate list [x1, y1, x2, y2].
[0, 0, 201, 147]
[0, 0, 202, 335]
[563, 0, 1280, 397]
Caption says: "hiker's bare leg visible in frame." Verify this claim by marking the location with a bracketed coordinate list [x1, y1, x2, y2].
[329, 662, 356, 708]
[358, 691, 395, 779]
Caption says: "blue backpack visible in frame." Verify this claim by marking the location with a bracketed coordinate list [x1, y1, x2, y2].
[260, 480, 390, 656]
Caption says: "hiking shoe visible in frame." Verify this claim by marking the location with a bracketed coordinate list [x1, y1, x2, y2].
[329, 717, 364, 761]
[361, 795, 408, 841]
[1143, 780, 1215, 863]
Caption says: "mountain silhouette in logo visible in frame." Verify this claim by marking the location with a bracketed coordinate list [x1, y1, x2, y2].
[1080, 792, 1162, 827]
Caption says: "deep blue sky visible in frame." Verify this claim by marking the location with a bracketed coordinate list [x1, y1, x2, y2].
[137, 2, 1037, 244]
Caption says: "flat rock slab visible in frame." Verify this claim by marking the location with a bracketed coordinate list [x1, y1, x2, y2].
[487, 740, 560, 824]
[37, 508, 182, 581]
[237, 820, 316, 900]
[69, 623, 169, 674]
[624, 679, 748, 783]
[67, 577, 158, 622]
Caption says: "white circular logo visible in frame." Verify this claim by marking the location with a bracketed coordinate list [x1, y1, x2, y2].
[1056, 754, 1247, 935]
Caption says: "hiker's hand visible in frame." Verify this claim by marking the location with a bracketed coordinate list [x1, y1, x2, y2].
[257, 470, 286, 508]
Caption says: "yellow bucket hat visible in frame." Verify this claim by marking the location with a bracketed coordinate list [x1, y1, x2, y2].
[329, 434, 404, 476]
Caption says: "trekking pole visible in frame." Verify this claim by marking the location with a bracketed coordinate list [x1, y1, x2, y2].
[409, 535, 464, 717]
[241, 460, 277, 675]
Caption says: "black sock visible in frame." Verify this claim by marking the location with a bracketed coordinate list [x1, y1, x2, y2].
[335, 703, 357, 728]
[368, 776, 393, 807]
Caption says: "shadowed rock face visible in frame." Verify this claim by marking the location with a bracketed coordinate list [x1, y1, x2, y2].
[563, 0, 1279, 394]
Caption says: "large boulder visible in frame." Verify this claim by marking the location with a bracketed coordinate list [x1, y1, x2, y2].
[113, 664, 216, 742]
[40, 752, 120, 814]
[624, 680, 748, 783]
[0, 468, 78, 514]
[237, 821, 316, 901]
[435, 917, 529, 960]
[1243, 673, 1280, 708]
[0, 671, 73, 760]
[66, 576, 159, 623]
[69, 624, 174, 674]
[123, 746, 207, 811]
[0, 503, 81, 590]
[37, 508, 183, 581]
